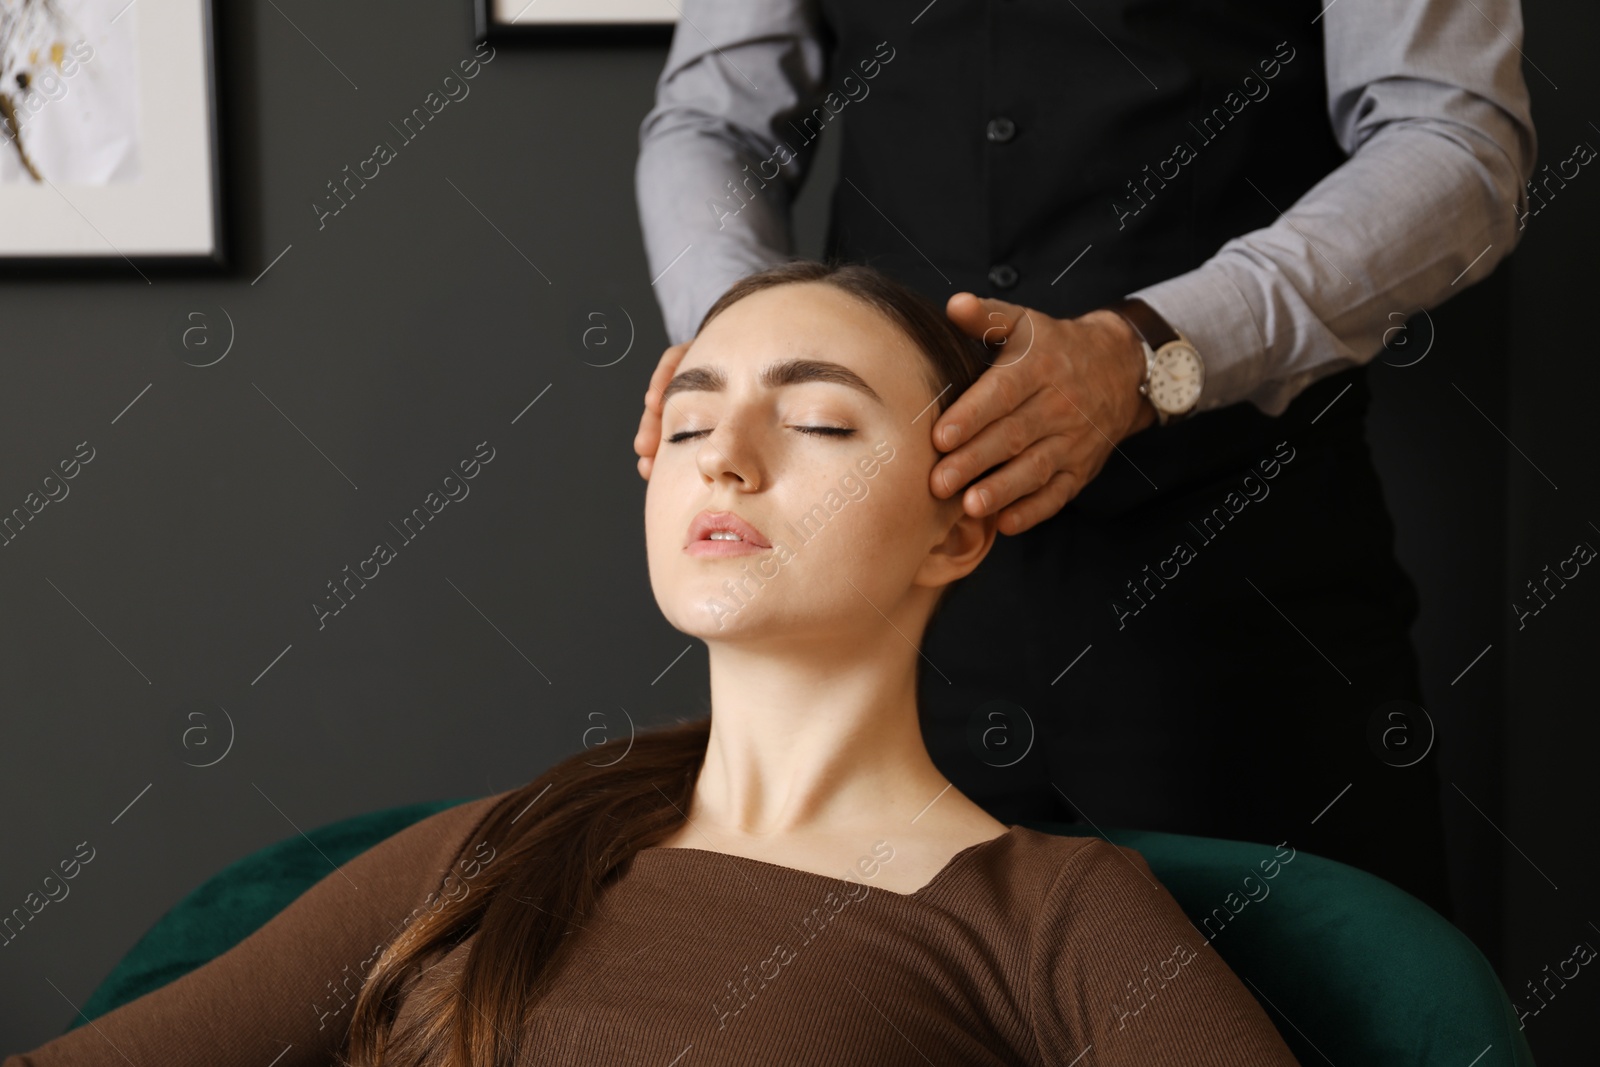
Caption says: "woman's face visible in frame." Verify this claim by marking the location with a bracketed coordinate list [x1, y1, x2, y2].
[644, 281, 993, 644]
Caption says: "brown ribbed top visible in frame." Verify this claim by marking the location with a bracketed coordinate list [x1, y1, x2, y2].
[5, 791, 1300, 1066]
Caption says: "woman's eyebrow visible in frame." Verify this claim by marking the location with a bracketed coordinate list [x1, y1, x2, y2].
[660, 358, 885, 407]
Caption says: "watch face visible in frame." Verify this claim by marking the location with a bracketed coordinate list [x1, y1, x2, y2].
[1149, 343, 1204, 413]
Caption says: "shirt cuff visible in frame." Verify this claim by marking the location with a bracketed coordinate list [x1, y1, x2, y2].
[1127, 265, 1270, 414]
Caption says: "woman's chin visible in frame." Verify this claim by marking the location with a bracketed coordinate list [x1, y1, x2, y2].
[673, 595, 770, 639]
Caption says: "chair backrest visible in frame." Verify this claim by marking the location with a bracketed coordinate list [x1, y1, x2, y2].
[72, 796, 468, 1027]
[74, 799, 1536, 1066]
[1021, 820, 1536, 1067]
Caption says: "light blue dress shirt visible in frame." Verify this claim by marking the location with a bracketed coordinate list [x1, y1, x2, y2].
[635, 0, 1537, 415]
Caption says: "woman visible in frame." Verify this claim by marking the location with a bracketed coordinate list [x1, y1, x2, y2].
[2, 261, 1300, 1067]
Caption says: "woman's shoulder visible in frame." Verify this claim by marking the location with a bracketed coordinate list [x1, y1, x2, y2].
[424, 788, 518, 835]
[1003, 829, 1304, 1062]
[996, 826, 1153, 890]
[361, 789, 519, 891]
[424, 788, 521, 853]
[384, 789, 515, 848]
[942, 826, 1171, 931]
[914, 825, 1157, 926]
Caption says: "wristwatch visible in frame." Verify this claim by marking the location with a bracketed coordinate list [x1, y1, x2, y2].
[1102, 297, 1205, 426]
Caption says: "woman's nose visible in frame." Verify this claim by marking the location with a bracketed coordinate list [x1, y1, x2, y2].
[694, 416, 764, 490]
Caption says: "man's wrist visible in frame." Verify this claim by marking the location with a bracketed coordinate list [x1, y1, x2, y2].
[1082, 308, 1157, 438]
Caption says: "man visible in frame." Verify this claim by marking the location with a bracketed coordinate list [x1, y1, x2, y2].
[631, 0, 1537, 919]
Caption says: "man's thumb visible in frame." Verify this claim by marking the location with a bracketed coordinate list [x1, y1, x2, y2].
[946, 291, 990, 335]
[948, 292, 1026, 345]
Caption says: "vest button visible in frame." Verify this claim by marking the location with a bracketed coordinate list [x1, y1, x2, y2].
[985, 117, 1016, 143]
[988, 264, 1019, 289]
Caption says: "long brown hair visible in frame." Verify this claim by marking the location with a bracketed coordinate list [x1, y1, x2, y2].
[337, 258, 994, 1067]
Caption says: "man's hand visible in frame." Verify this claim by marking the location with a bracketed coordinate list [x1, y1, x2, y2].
[932, 293, 1157, 534]
[633, 340, 692, 480]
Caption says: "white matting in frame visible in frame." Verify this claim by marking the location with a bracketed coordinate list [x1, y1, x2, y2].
[488, 0, 679, 26]
[0, 0, 220, 262]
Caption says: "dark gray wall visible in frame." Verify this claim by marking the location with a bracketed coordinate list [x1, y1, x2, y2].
[0, 0, 1591, 1062]
[1499, 0, 1600, 1058]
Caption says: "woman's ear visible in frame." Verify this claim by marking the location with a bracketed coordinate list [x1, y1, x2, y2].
[916, 495, 1000, 591]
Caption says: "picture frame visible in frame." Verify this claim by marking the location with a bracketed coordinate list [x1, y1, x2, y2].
[0, 0, 225, 272]
[474, 0, 678, 41]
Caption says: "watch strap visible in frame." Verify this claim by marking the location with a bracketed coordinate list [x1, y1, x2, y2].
[1103, 297, 1179, 350]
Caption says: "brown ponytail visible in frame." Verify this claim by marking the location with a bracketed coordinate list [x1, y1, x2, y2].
[337, 258, 992, 1066]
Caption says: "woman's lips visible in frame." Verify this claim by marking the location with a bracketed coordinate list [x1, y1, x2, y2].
[685, 508, 772, 556]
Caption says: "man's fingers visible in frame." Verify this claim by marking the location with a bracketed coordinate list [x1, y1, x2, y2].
[931, 386, 1054, 498]
[636, 341, 692, 466]
[951, 432, 1071, 520]
[927, 305, 1130, 530]
[930, 358, 1037, 459]
[995, 469, 1082, 535]
[934, 299, 1037, 453]
[645, 341, 691, 413]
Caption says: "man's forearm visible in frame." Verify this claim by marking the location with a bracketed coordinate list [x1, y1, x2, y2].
[1129, 0, 1537, 416]
[634, 0, 829, 345]
[636, 131, 799, 346]
[1130, 118, 1532, 415]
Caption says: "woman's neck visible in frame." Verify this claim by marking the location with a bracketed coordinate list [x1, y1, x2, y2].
[687, 640, 965, 843]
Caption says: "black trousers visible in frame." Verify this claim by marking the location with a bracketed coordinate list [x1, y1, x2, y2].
[917, 367, 1454, 919]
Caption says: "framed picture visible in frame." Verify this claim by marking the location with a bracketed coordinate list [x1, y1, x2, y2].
[0, 0, 224, 270]
[475, 0, 678, 40]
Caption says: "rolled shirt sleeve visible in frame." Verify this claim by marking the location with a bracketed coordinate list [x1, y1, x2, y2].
[1128, 0, 1538, 416]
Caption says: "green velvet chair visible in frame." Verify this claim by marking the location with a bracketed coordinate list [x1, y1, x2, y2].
[70, 798, 1537, 1065]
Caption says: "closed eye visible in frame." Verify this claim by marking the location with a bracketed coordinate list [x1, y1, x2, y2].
[665, 426, 857, 443]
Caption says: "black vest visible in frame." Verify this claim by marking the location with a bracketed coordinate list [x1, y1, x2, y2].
[814, 0, 1364, 515]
